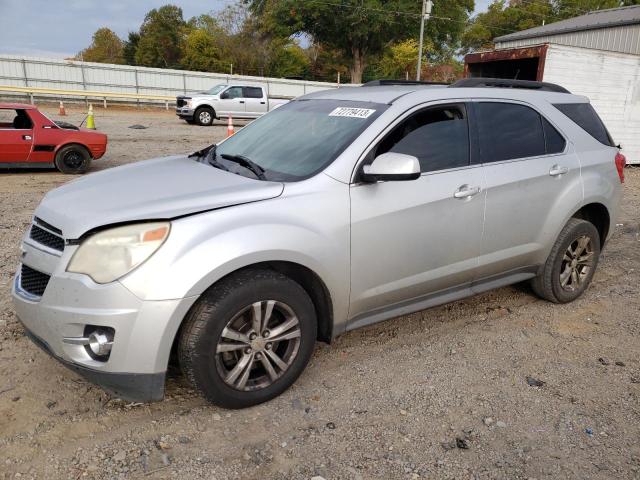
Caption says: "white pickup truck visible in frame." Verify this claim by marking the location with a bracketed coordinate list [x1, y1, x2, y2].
[176, 84, 289, 126]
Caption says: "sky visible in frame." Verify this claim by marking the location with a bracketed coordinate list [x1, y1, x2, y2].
[0, 0, 493, 59]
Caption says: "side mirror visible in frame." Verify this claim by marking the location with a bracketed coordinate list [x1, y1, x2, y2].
[220, 91, 229, 99]
[361, 152, 420, 183]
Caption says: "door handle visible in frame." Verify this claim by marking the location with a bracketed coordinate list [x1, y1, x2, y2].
[549, 165, 568, 176]
[239, 100, 245, 104]
[22, 135, 32, 140]
[454, 185, 481, 199]
[260, 102, 266, 104]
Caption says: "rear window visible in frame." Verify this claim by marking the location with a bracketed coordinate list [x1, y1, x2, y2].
[476, 102, 546, 162]
[553, 103, 614, 146]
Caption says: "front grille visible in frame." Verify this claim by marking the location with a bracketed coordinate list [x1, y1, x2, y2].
[30, 224, 65, 251]
[177, 98, 186, 107]
[20, 264, 51, 297]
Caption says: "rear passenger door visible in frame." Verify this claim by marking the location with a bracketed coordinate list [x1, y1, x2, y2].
[242, 87, 267, 116]
[471, 100, 581, 283]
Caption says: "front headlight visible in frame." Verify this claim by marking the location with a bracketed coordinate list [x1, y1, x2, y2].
[186, 99, 192, 108]
[67, 222, 170, 284]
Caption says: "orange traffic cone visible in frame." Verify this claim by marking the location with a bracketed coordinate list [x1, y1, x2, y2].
[227, 115, 235, 137]
[59, 101, 66, 116]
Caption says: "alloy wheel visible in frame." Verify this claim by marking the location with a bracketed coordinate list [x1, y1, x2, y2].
[215, 300, 301, 391]
[559, 234, 595, 291]
[199, 111, 212, 124]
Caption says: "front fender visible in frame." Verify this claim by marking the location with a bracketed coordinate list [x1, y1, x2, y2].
[119, 178, 351, 331]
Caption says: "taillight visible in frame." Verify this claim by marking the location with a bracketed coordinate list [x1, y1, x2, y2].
[615, 151, 626, 183]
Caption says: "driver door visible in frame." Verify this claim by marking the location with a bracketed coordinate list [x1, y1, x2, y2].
[0, 108, 33, 163]
[219, 86, 246, 117]
[349, 103, 485, 323]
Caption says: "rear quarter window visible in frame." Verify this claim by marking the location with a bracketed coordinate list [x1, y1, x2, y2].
[553, 103, 614, 146]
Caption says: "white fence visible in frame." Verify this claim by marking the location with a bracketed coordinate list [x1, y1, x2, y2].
[0, 54, 345, 103]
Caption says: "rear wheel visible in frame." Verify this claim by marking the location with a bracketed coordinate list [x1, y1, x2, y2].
[54, 144, 91, 174]
[531, 218, 601, 303]
[178, 269, 317, 408]
[194, 107, 214, 126]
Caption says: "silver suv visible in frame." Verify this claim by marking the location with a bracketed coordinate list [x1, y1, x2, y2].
[12, 78, 625, 408]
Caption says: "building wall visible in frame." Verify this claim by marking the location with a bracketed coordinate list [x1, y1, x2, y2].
[0, 55, 346, 102]
[544, 44, 640, 163]
[496, 24, 640, 55]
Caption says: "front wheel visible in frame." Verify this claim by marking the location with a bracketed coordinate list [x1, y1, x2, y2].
[194, 107, 214, 126]
[178, 269, 317, 408]
[531, 218, 601, 303]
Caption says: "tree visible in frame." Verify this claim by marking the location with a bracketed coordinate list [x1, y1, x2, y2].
[182, 28, 224, 72]
[77, 28, 124, 64]
[377, 39, 421, 79]
[135, 5, 187, 68]
[268, 42, 310, 78]
[122, 32, 140, 65]
[248, 0, 474, 83]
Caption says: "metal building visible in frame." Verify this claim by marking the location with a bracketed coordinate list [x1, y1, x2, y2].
[464, 5, 640, 163]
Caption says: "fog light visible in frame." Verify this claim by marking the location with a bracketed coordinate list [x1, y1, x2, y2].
[88, 329, 114, 357]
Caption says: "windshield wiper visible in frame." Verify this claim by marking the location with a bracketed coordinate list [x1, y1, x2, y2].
[188, 143, 215, 160]
[189, 144, 230, 173]
[220, 154, 266, 180]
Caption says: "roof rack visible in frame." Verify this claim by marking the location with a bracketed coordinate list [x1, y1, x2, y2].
[449, 77, 571, 94]
[362, 79, 449, 87]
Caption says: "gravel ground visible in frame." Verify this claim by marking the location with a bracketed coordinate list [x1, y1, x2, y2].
[1, 106, 639, 480]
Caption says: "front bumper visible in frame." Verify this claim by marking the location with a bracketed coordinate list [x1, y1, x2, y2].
[12, 246, 198, 402]
[176, 107, 195, 119]
[24, 328, 165, 402]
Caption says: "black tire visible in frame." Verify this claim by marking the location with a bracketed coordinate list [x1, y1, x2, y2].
[178, 269, 317, 408]
[531, 218, 601, 303]
[54, 144, 91, 174]
[194, 107, 215, 126]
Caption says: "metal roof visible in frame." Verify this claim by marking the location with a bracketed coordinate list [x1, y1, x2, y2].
[494, 5, 640, 43]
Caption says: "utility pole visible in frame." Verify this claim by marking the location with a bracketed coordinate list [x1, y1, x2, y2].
[416, 0, 433, 81]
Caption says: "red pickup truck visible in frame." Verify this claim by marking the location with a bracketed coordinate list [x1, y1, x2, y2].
[0, 103, 107, 174]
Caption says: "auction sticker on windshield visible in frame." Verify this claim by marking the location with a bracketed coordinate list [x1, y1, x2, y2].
[329, 107, 376, 119]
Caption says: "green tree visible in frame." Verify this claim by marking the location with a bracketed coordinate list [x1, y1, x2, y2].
[268, 42, 310, 78]
[248, 0, 474, 83]
[122, 32, 140, 65]
[135, 5, 187, 68]
[77, 28, 124, 64]
[377, 39, 421, 79]
[182, 28, 224, 72]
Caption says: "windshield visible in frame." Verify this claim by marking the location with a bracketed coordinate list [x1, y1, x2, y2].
[215, 99, 387, 181]
[205, 85, 227, 95]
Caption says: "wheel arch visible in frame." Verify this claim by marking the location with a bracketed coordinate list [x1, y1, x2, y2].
[55, 142, 92, 158]
[570, 202, 610, 248]
[194, 104, 216, 119]
[170, 260, 334, 367]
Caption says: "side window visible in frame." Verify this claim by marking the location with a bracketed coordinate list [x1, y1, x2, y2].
[476, 102, 545, 162]
[0, 109, 32, 129]
[243, 87, 263, 98]
[542, 117, 566, 154]
[374, 104, 469, 173]
[224, 87, 243, 99]
[553, 103, 614, 146]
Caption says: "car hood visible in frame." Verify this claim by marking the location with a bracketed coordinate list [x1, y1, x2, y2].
[35, 155, 284, 239]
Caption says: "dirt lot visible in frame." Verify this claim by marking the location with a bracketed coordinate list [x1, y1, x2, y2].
[1, 106, 639, 480]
